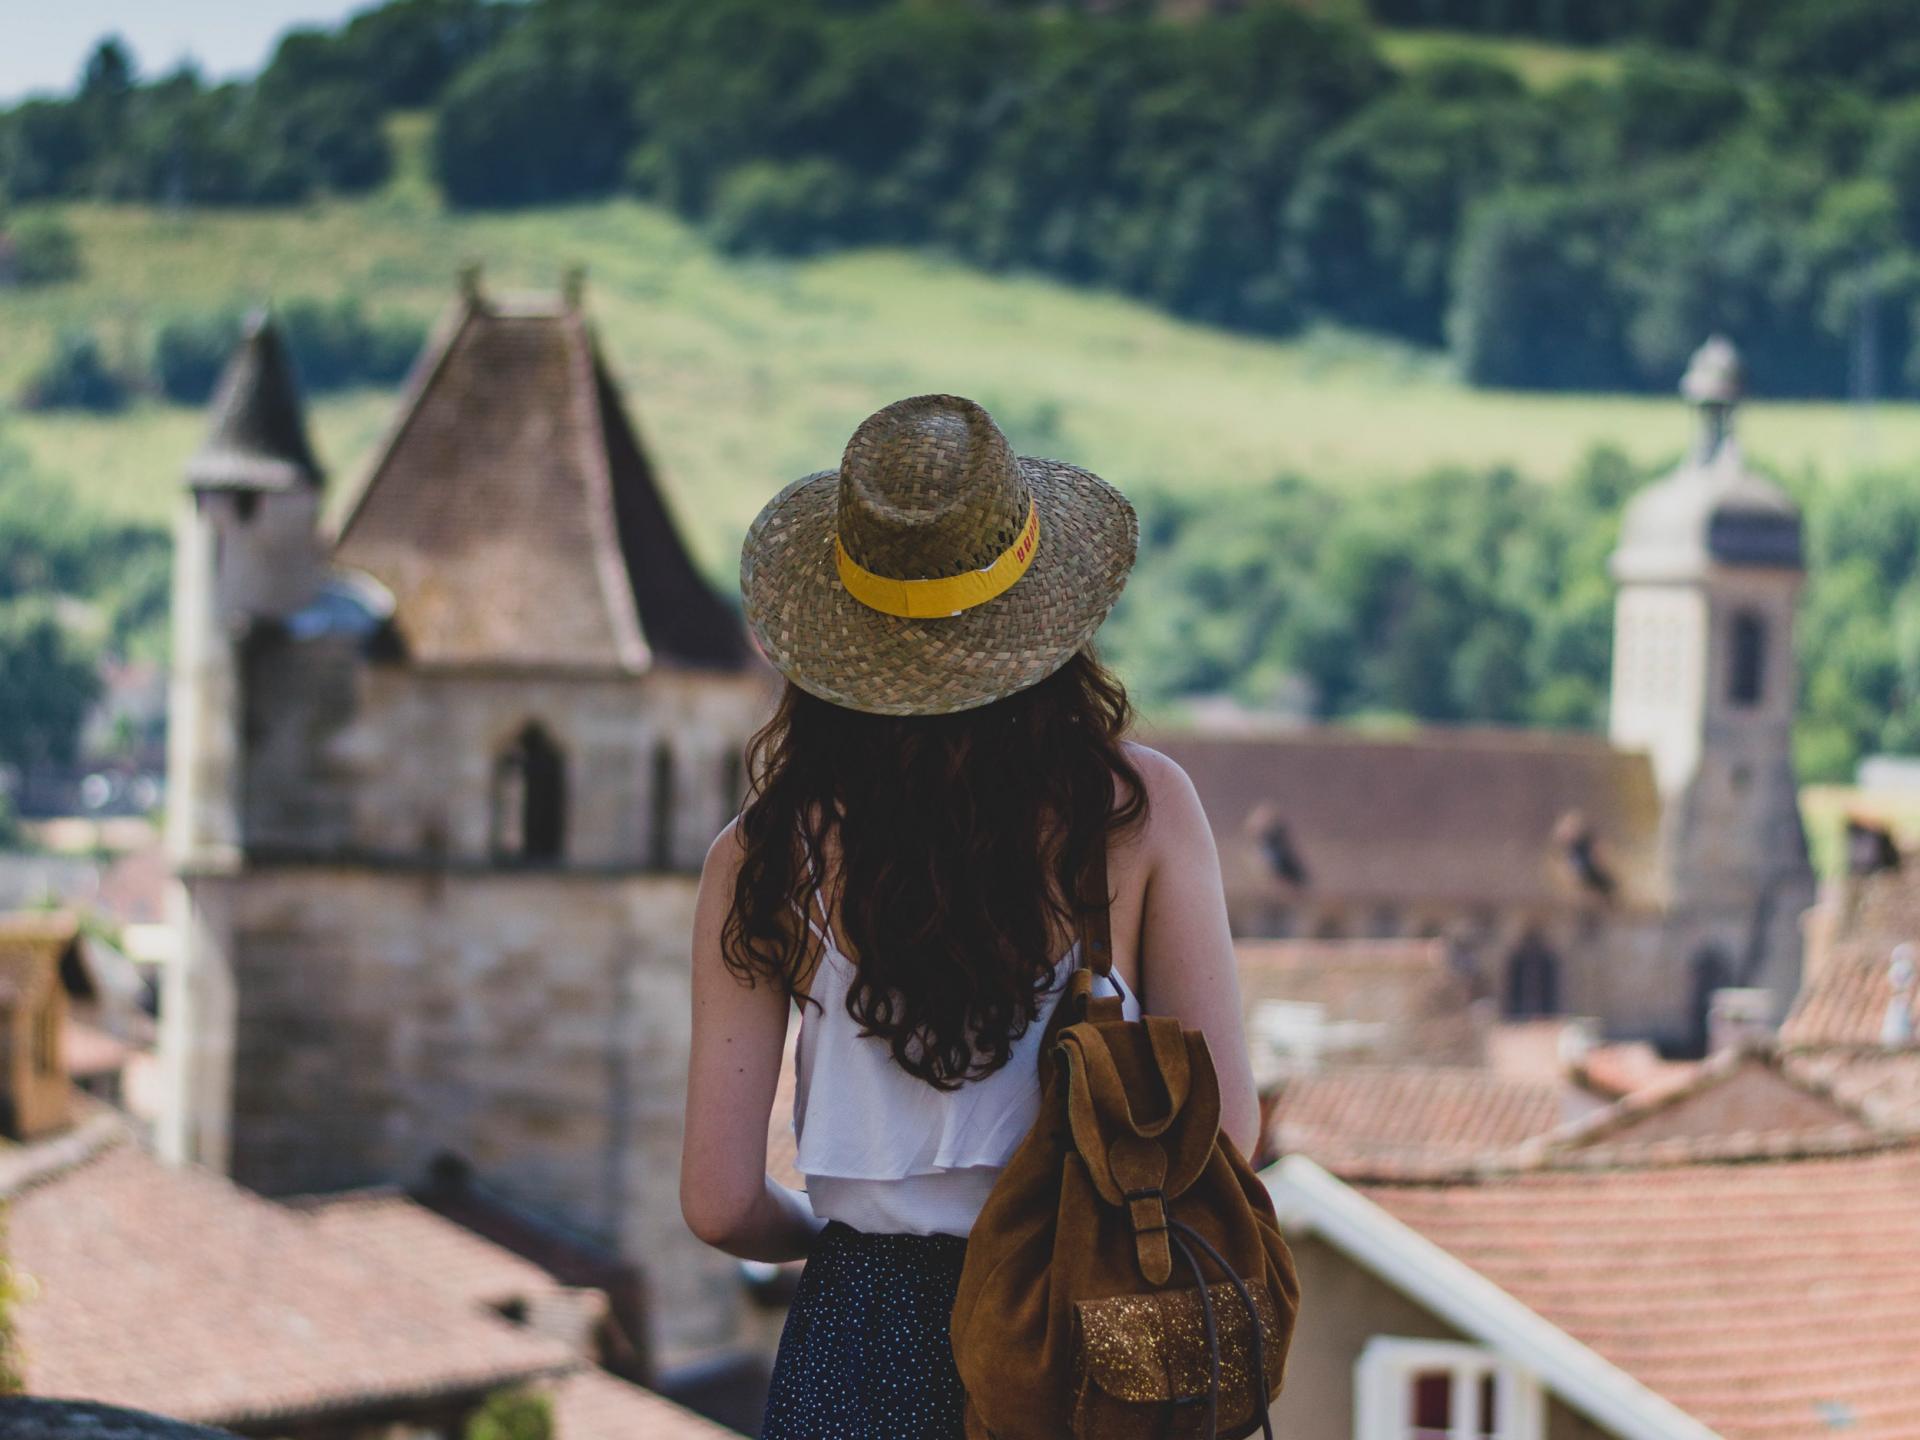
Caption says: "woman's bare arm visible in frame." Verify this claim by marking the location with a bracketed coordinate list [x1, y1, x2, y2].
[1128, 744, 1263, 1157]
[681, 821, 824, 1262]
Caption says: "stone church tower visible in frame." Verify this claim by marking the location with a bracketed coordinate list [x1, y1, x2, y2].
[160, 281, 773, 1365]
[1609, 337, 1815, 1045]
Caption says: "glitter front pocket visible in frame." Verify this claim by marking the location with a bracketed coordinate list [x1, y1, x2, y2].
[1070, 1281, 1286, 1439]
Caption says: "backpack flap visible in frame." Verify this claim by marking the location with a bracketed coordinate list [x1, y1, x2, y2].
[1071, 1282, 1286, 1440]
[1059, 1021, 1222, 1284]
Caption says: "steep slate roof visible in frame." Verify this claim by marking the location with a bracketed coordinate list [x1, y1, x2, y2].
[333, 288, 743, 671]
[1236, 938, 1483, 1067]
[7, 1137, 572, 1428]
[184, 315, 324, 492]
[1147, 727, 1664, 910]
[1360, 1145, 1920, 1440]
[1268, 1066, 1569, 1179]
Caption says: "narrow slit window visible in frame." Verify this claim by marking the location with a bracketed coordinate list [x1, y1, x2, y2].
[1729, 611, 1766, 707]
[492, 723, 566, 864]
[649, 742, 677, 871]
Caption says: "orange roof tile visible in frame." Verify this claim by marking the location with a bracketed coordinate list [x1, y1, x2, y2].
[294, 1188, 566, 1316]
[1237, 939, 1484, 1067]
[1362, 1146, 1920, 1440]
[1269, 1066, 1568, 1178]
[9, 1140, 572, 1427]
[546, 1365, 744, 1439]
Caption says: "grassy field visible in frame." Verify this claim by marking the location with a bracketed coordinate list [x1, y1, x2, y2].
[1376, 27, 1624, 88]
[7, 174, 1920, 577]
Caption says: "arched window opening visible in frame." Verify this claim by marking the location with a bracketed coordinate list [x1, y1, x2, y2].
[649, 742, 677, 872]
[491, 723, 566, 864]
[1688, 948, 1732, 1058]
[1729, 612, 1767, 707]
[1503, 934, 1561, 1018]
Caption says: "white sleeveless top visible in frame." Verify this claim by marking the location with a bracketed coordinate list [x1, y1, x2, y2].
[788, 891, 1140, 1238]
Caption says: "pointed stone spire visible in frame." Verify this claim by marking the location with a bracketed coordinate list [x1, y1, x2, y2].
[1681, 334, 1743, 463]
[1612, 334, 1801, 581]
[184, 311, 324, 492]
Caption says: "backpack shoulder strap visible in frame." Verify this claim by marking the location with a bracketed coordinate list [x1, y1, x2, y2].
[1077, 826, 1114, 978]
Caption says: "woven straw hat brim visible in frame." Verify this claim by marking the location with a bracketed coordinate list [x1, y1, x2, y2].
[741, 457, 1138, 716]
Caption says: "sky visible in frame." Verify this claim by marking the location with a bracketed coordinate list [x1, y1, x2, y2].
[0, 0, 371, 104]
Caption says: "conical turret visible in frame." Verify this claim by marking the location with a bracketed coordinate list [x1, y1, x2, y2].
[185, 313, 324, 493]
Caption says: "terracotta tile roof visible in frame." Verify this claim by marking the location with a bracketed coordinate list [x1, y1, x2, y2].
[1516, 1048, 1882, 1168]
[1361, 1146, 1920, 1440]
[333, 290, 743, 671]
[546, 1365, 744, 1439]
[1269, 1066, 1569, 1179]
[8, 1138, 573, 1427]
[1784, 1049, 1920, 1135]
[1146, 727, 1664, 910]
[1785, 863, 1920, 1048]
[294, 1187, 567, 1315]
[1236, 939, 1484, 1068]
[1571, 1039, 1696, 1100]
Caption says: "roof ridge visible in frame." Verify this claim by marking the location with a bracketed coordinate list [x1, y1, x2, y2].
[0, 1104, 132, 1199]
[569, 314, 650, 672]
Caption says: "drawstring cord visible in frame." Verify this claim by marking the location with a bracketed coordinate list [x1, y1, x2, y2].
[1164, 1220, 1276, 1440]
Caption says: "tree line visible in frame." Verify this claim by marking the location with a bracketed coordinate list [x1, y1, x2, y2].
[7, 0, 1920, 397]
[1099, 449, 1920, 783]
[0, 420, 1909, 794]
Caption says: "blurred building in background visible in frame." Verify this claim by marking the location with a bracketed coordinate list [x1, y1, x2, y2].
[1154, 338, 1814, 1057]
[159, 276, 772, 1379]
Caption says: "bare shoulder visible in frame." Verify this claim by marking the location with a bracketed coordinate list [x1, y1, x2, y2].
[1117, 742, 1212, 856]
[698, 816, 749, 894]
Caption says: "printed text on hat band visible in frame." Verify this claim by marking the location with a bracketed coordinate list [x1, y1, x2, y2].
[834, 500, 1041, 619]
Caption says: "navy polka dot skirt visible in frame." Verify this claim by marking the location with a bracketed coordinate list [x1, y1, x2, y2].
[761, 1221, 970, 1439]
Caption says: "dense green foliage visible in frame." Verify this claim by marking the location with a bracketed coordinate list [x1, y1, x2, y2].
[19, 331, 129, 412]
[0, 211, 83, 287]
[465, 1389, 553, 1440]
[150, 298, 425, 404]
[1099, 452, 1920, 781]
[11, 2, 1920, 394]
[0, 441, 167, 779]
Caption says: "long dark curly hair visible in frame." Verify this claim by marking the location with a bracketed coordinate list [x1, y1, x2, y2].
[723, 648, 1148, 1089]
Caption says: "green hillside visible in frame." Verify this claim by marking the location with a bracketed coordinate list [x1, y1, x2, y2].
[8, 192, 1920, 583]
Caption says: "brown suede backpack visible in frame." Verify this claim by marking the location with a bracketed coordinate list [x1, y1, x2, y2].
[950, 838, 1300, 1440]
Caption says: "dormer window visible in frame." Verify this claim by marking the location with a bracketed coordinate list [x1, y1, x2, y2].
[1729, 611, 1766, 707]
[491, 723, 566, 864]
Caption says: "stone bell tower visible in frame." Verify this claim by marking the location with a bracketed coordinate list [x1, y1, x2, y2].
[1608, 337, 1814, 1049]
[159, 313, 326, 1169]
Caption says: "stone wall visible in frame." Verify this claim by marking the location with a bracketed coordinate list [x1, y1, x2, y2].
[217, 865, 741, 1364]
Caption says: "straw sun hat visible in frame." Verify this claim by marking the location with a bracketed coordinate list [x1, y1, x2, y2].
[740, 395, 1138, 716]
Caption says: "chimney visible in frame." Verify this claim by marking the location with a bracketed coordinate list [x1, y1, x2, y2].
[0, 912, 77, 1141]
[1707, 987, 1775, 1055]
[1882, 945, 1916, 1048]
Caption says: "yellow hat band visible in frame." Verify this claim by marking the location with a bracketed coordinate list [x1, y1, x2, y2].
[836, 500, 1041, 619]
